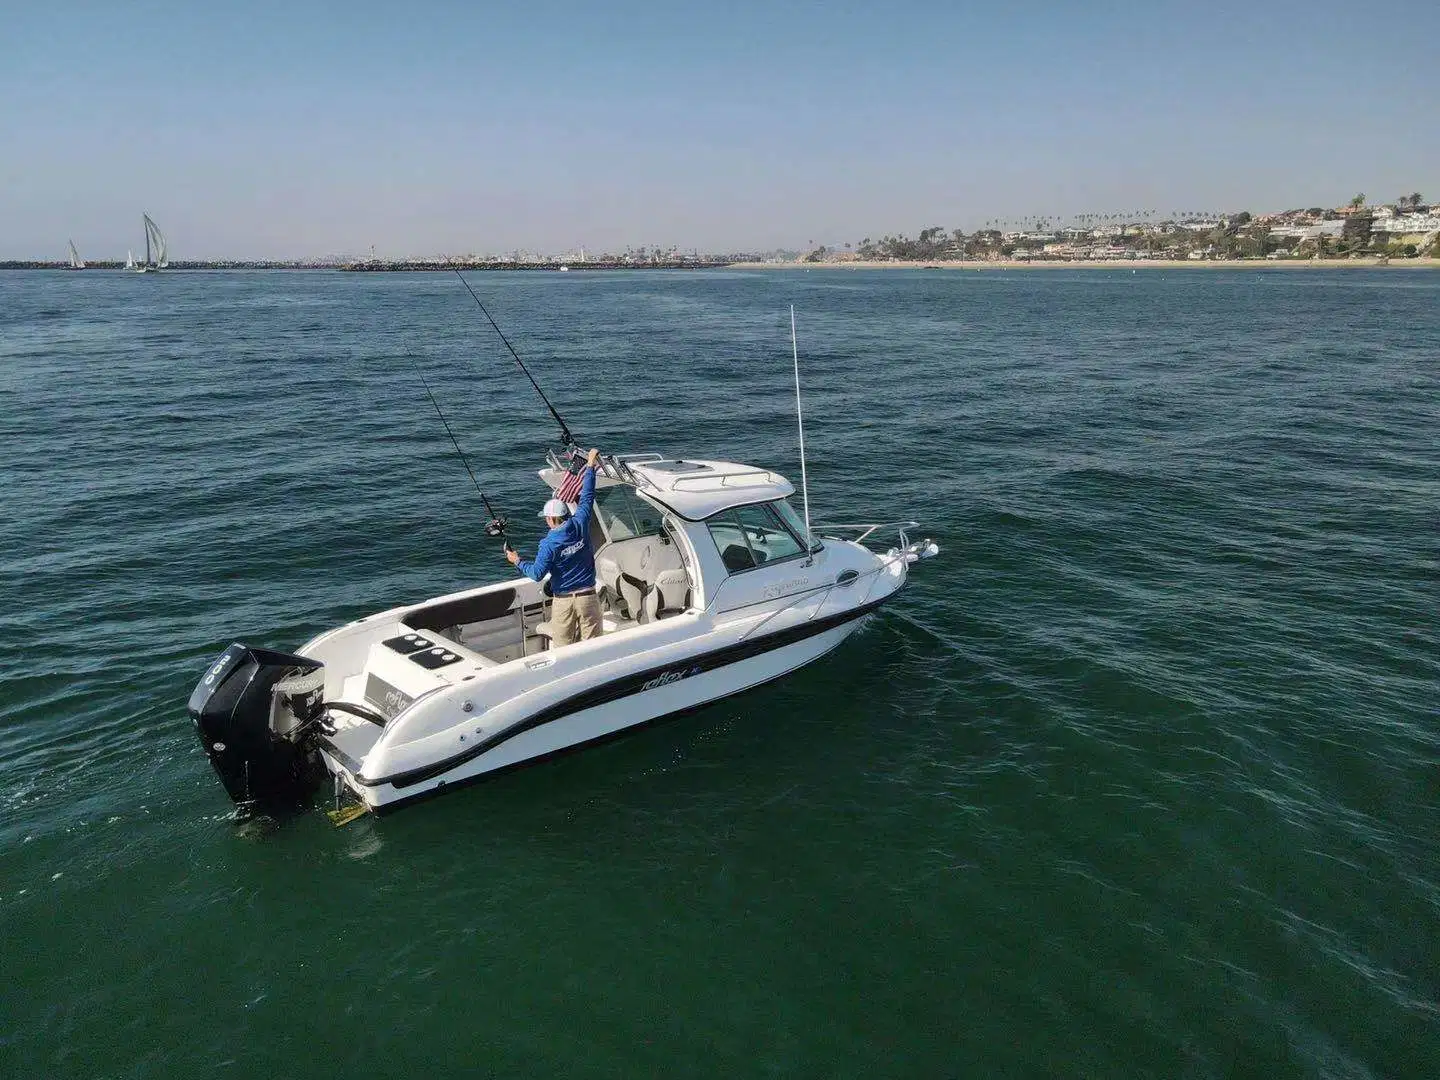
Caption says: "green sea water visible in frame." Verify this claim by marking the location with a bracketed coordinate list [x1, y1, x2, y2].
[2, 267, 1437, 1078]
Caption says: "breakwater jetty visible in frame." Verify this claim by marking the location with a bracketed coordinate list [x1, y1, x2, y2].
[0, 258, 735, 271]
[339, 259, 730, 272]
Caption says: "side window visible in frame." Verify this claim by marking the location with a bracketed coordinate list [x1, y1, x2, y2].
[707, 503, 805, 574]
[708, 512, 755, 572]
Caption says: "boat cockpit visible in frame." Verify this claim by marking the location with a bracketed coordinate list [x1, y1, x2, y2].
[379, 452, 821, 672]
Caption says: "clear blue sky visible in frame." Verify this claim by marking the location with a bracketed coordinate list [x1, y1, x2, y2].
[3, 0, 1436, 259]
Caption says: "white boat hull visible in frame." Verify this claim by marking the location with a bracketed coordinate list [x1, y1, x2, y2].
[321, 608, 875, 812]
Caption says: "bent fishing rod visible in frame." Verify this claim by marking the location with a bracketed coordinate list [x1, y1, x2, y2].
[407, 355, 513, 548]
[447, 265, 580, 451]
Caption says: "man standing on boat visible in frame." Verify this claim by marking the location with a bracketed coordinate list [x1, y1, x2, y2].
[507, 448, 603, 646]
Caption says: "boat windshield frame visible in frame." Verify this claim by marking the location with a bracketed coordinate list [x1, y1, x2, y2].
[702, 498, 817, 575]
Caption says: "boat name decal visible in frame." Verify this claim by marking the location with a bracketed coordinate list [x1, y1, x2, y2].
[365, 674, 414, 718]
[761, 577, 810, 600]
[640, 665, 704, 693]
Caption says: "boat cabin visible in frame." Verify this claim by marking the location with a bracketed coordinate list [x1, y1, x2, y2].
[374, 454, 822, 678]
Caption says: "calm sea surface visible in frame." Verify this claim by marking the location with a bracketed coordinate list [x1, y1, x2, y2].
[1, 268, 1437, 1078]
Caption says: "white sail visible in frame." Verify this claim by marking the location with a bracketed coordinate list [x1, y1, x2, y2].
[143, 214, 168, 269]
[68, 240, 85, 269]
[126, 249, 136, 270]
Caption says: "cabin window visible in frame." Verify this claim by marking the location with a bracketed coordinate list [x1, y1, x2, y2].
[594, 485, 663, 542]
[707, 502, 806, 573]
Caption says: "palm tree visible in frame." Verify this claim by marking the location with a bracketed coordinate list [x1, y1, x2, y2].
[1410, 192, 1423, 209]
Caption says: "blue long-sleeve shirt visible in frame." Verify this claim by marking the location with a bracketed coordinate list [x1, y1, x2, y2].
[516, 467, 597, 592]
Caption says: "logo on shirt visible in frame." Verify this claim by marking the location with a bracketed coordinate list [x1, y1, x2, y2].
[560, 540, 585, 558]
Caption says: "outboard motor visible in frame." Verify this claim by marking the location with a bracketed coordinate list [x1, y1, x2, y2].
[188, 644, 327, 807]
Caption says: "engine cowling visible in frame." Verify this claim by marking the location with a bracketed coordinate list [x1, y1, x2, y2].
[188, 644, 326, 807]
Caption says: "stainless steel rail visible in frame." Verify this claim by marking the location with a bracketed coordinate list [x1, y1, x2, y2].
[813, 520, 920, 546]
[668, 468, 784, 491]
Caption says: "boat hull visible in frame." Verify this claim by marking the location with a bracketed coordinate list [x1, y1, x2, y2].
[321, 606, 877, 813]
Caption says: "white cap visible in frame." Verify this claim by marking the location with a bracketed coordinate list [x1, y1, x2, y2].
[540, 498, 571, 519]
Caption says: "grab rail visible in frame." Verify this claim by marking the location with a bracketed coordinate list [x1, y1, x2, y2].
[668, 468, 784, 491]
[544, 448, 664, 490]
[813, 520, 919, 545]
[738, 584, 835, 641]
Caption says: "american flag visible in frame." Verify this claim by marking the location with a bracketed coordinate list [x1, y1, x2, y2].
[554, 462, 586, 504]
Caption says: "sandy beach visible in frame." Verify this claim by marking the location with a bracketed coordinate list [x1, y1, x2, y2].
[727, 257, 1440, 271]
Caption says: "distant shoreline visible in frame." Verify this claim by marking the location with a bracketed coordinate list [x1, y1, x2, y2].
[4, 257, 1437, 272]
[726, 257, 1440, 271]
[0, 259, 728, 272]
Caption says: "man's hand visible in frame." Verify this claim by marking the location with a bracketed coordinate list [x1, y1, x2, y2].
[505, 547, 520, 566]
[586, 447, 600, 469]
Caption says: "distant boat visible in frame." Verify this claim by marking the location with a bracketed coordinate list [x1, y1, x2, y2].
[66, 240, 86, 270]
[131, 214, 169, 273]
[125, 249, 136, 271]
[558, 265, 569, 272]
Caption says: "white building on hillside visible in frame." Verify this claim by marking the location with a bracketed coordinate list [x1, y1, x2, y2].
[1270, 221, 1345, 241]
[1371, 214, 1440, 234]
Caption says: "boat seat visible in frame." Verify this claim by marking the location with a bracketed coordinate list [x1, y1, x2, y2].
[596, 554, 647, 622]
[644, 569, 691, 621]
[721, 545, 768, 573]
[596, 556, 625, 618]
[594, 536, 686, 624]
[404, 587, 516, 634]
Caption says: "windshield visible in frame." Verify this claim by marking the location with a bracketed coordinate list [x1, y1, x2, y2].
[593, 485, 664, 541]
[707, 502, 806, 573]
[772, 498, 818, 550]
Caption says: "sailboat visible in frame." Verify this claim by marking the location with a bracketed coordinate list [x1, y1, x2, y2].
[125, 250, 136, 271]
[66, 240, 86, 270]
[131, 214, 168, 273]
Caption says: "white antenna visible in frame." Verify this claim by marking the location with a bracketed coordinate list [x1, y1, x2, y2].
[790, 304, 813, 561]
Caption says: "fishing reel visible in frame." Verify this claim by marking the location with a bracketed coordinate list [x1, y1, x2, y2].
[484, 516, 510, 539]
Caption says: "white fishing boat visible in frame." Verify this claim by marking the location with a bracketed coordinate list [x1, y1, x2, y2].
[130, 214, 168, 272]
[190, 452, 937, 815]
[187, 295, 938, 818]
[66, 240, 86, 270]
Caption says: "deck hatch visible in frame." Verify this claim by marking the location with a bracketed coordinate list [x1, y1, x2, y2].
[383, 633, 433, 654]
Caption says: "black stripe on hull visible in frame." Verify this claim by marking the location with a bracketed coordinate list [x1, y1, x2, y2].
[359, 594, 891, 794]
[367, 623, 863, 815]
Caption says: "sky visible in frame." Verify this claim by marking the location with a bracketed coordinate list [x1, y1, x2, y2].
[2, 0, 1437, 259]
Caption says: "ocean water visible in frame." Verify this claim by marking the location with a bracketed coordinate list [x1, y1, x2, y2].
[1, 267, 1436, 1078]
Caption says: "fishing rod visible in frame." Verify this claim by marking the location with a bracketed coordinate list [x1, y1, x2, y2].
[448, 267, 578, 449]
[407, 356, 512, 546]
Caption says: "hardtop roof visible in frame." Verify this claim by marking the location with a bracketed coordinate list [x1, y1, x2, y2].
[536, 456, 796, 521]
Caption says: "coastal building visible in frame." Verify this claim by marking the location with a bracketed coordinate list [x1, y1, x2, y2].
[1269, 221, 1345, 241]
[1371, 213, 1440, 234]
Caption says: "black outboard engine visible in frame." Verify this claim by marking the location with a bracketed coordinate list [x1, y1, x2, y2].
[188, 644, 327, 807]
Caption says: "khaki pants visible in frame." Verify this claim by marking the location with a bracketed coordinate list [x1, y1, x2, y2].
[550, 592, 603, 647]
